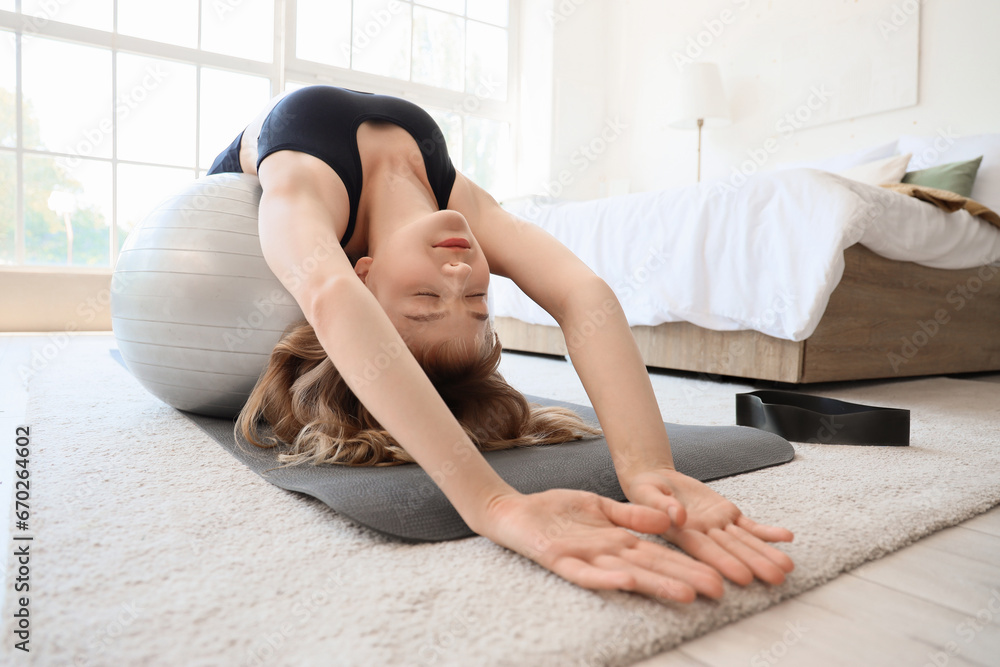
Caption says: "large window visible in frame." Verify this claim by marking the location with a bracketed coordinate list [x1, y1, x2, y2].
[0, 0, 517, 270]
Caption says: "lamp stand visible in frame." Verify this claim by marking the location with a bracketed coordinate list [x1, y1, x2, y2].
[696, 117, 704, 183]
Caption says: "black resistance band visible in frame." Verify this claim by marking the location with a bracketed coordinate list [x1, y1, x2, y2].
[736, 390, 909, 446]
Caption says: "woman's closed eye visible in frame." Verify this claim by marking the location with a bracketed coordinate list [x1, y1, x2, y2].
[415, 292, 487, 298]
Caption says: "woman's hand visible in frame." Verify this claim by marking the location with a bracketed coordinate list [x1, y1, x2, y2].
[479, 489, 725, 602]
[621, 468, 795, 586]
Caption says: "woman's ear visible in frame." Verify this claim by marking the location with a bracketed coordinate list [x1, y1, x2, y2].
[354, 256, 374, 284]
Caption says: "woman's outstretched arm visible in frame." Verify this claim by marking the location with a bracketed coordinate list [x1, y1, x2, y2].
[448, 173, 794, 586]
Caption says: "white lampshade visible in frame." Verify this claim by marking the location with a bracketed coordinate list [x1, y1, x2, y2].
[669, 62, 731, 129]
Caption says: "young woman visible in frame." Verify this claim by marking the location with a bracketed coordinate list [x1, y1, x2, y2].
[209, 85, 794, 603]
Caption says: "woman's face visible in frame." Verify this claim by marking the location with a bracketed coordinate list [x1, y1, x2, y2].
[356, 209, 491, 350]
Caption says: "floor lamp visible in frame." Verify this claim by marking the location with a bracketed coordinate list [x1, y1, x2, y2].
[669, 63, 731, 182]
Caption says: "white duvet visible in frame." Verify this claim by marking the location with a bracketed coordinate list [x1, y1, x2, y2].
[492, 169, 1000, 342]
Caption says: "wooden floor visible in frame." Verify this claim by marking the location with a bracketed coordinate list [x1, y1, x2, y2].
[637, 508, 1000, 667]
[1, 334, 998, 666]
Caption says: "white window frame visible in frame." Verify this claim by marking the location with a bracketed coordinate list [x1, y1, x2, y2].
[0, 0, 521, 275]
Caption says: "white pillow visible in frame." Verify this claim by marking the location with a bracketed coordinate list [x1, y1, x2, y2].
[897, 133, 1000, 212]
[776, 140, 899, 172]
[837, 153, 912, 186]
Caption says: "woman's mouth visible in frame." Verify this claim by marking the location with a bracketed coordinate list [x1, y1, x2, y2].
[434, 237, 471, 249]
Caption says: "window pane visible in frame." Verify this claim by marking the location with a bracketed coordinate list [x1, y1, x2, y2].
[0, 150, 14, 264]
[466, 21, 507, 101]
[416, 0, 463, 13]
[352, 0, 411, 80]
[412, 7, 463, 91]
[466, 0, 507, 26]
[463, 116, 511, 197]
[117, 164, 195, 253]
[200, 69, 271, 170]
[426, 108, 462, 171]
[0, 0, 12, 11]
[22, 36, 113, 158]
[117, 53, 196, 167]
[296, 0, 352, 69]
[117, 0, 198, 49]
[202, 0, 275, 63]
[24, 155, 112, 268]
[22, 0, 114, 32]
[1, 31, 14, 148]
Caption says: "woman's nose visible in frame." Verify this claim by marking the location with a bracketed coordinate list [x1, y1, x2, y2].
[441, 261, 472, 288]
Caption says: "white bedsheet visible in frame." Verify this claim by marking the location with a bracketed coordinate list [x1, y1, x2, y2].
[492, 169, 1000, 342]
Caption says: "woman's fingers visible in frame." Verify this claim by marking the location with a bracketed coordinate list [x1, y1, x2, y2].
[728, 524, 795, 575]
[737, 515, 795, 543]
[712, 526, 789, 585]
[528, 495, 721, 601]
[599, 495, 674, 536]
[553, 519, 722, 599]
[668, 528, 755, 586]
[552, 554, 698, 602]
[598, 492, 794, 589]
[622, 479, 687, 527]
[555, 556, 635, 591]
[617, 540, 725, 599]
[494, 489, 792, 601]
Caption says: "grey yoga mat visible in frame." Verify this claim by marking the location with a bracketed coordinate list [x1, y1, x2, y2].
[111, 349, 794, 542]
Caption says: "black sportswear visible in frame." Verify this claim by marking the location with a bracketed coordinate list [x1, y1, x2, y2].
[207, 85, 457, 249]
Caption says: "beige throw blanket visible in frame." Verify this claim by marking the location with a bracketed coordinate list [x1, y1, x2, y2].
[881, 182, 1000, 229]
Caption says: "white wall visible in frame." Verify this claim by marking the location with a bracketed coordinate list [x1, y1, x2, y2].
[542, 0, 1000, 197]
[527, 0, 631, 200]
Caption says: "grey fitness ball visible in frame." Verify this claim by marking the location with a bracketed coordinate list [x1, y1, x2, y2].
[110, 173, 305, 418]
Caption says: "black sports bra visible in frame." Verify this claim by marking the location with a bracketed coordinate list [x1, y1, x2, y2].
[207, 85, 457, 249]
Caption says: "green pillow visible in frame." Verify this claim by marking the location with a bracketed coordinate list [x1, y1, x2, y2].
[902, 156, 983, 198]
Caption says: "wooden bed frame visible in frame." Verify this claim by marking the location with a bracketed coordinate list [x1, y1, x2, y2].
[494, 244, 1000, 383]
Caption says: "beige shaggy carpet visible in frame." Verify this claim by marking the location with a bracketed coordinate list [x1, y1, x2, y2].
[1, 334, 999, 666]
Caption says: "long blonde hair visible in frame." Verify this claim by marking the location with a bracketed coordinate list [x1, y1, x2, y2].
[235, 320, 601, 467]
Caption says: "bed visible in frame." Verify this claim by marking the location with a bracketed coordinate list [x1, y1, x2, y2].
[492, 136, 1000, 383]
